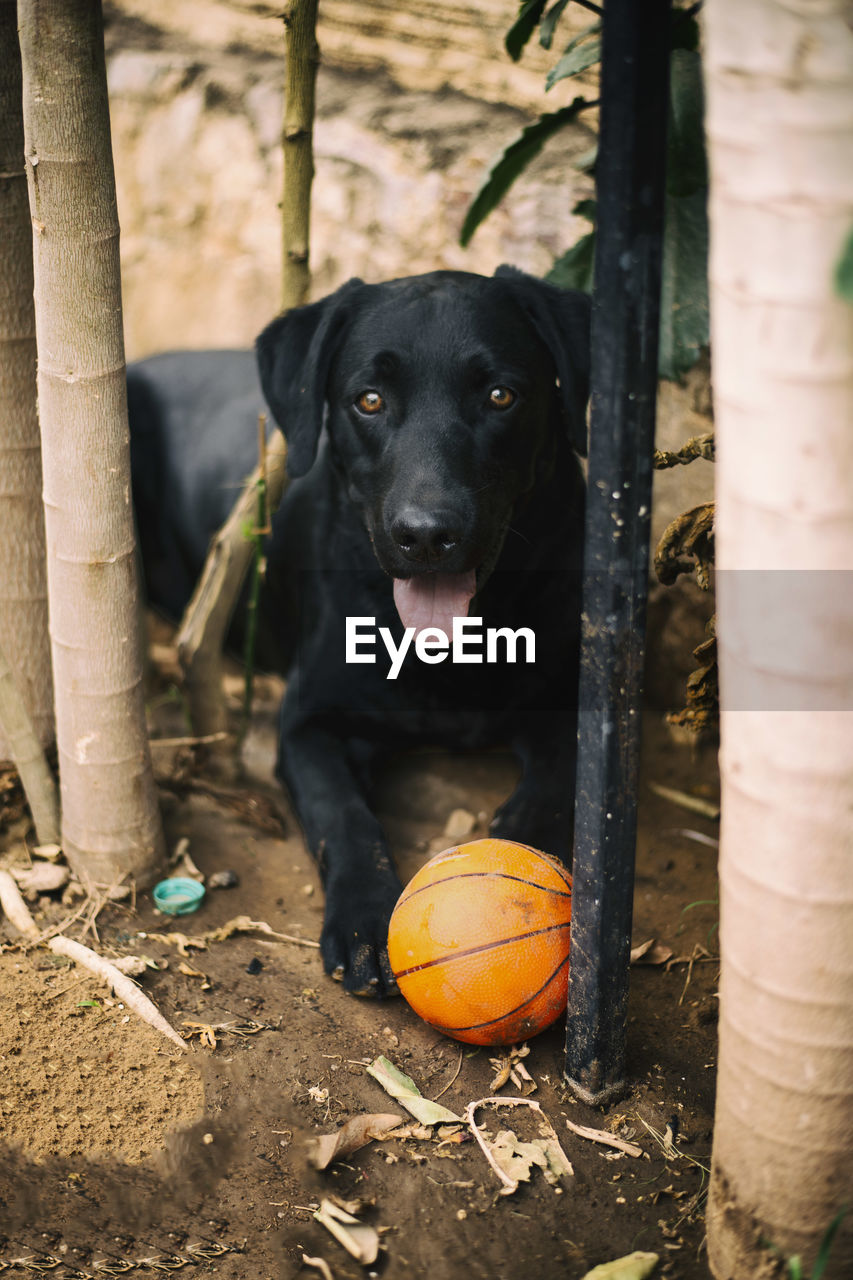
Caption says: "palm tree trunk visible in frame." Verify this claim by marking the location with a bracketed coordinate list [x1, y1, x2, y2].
[0, 0, 53, 762]
[18, 0, 164, 888]
[704, 1, 853, 1275]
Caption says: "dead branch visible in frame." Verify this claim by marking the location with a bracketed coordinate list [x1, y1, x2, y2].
[47, 934, 187, 1051]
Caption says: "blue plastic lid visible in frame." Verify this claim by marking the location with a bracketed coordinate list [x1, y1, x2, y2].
[152, 877, 205, 916]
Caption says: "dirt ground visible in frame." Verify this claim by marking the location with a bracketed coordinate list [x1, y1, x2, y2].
[0, 596, 720, 1280]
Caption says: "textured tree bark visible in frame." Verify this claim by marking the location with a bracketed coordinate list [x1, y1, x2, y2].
[0, 0, 54, 761]
[18, 0, 164, 888]
[704, 1, 853, 1275]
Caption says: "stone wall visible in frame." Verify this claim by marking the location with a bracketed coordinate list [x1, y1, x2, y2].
[103, 0, 713, 551]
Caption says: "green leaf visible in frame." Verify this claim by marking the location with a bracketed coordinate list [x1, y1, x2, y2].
[460, 99, 590, 246]
[658, 188, 710, 380]
[539, 0, 571, 50]
[547, 231, 596, 294]
[506, 0, 548, 61]
[812, 1206, 849, 1280]
[572, 197, 597, 223]
[77, 999, 101, 1009]
[835, 225, 853, 303]
[546, 29, 601, 91]
[667, 50, 707, 198]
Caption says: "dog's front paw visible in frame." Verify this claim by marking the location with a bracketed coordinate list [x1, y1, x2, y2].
[320, 878, 402, 997]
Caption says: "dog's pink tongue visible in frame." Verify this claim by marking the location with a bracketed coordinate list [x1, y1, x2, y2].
[393, 571, 477, 634]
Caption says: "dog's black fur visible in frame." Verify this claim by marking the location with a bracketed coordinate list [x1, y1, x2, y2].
[128, 267, 590, 995]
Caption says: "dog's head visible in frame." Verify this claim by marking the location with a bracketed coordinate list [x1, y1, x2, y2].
[257, 268, 589, 631]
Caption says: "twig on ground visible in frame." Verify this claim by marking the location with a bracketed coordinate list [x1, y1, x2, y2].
[649, 782, 720, 821]
[433, 1043, 464, 1100]
[0, 868, 40, 940]
[149, 732, 229, 749]
[47, 934, 187, 1051]
[565, 1118, 644, 1157]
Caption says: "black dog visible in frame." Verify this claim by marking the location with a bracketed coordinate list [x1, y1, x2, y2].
[129, 267, 590, 995]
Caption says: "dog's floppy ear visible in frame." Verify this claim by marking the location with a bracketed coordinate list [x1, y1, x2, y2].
[256, 278, 364, 478]
[494, 265, 591, 457]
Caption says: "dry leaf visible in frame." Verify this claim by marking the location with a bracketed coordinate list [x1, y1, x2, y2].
[314, 1199, 379, 1265]
[630, 939, 674, 966]
[307, 1113, 402, 1170]
[465, 1097, 573, 1195]
[489, 1130, 571, 1189]
[580, 1252, 659, 1280]
[366, 1056, 460, 1125]
[181, 1020, 218, 1048]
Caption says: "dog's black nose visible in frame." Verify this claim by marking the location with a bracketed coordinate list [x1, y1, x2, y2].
[390, 507, 462, 564]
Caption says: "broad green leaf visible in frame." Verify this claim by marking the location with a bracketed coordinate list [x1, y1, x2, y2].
[667, 50, 707, 198]
[506, 0, 548, 61]
[546, 30, 601, 91]
[539, 0, 571, 50]
[835, 225, 853, 304]
[547, 231, 596, 294]
[658, 188, 709, 380]
[460, 98, 590, 246]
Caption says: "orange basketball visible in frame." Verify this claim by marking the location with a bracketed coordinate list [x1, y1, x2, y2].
[387, 838, 572, 1046]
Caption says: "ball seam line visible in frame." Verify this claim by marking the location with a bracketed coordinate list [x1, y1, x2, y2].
[392, 919, 571, 980]
[426, 951, 572, 1035]
[398, 870, 572, 905]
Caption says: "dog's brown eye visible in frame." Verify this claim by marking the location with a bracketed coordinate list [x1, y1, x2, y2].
[356, 390, 384, 415]
[488, 386, 515, 410]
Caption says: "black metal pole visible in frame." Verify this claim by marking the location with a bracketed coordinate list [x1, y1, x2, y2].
[564, 0, 672, 1103]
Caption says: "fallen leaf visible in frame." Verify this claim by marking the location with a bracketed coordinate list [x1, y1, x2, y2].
[630, 939, 674, 966]
[307, 1113, 402, 1170]
[580, 1251, 659, 1280]
[490, 1130, 572, 1189]
[465, 1096, 573, 1195]
[314, 1199, 379, 1265]
[181, 1020, 218, 1048]
[366, 1055, 460, 1124]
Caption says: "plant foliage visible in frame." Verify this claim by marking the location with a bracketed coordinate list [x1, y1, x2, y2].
[465, 1, 709, 380]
